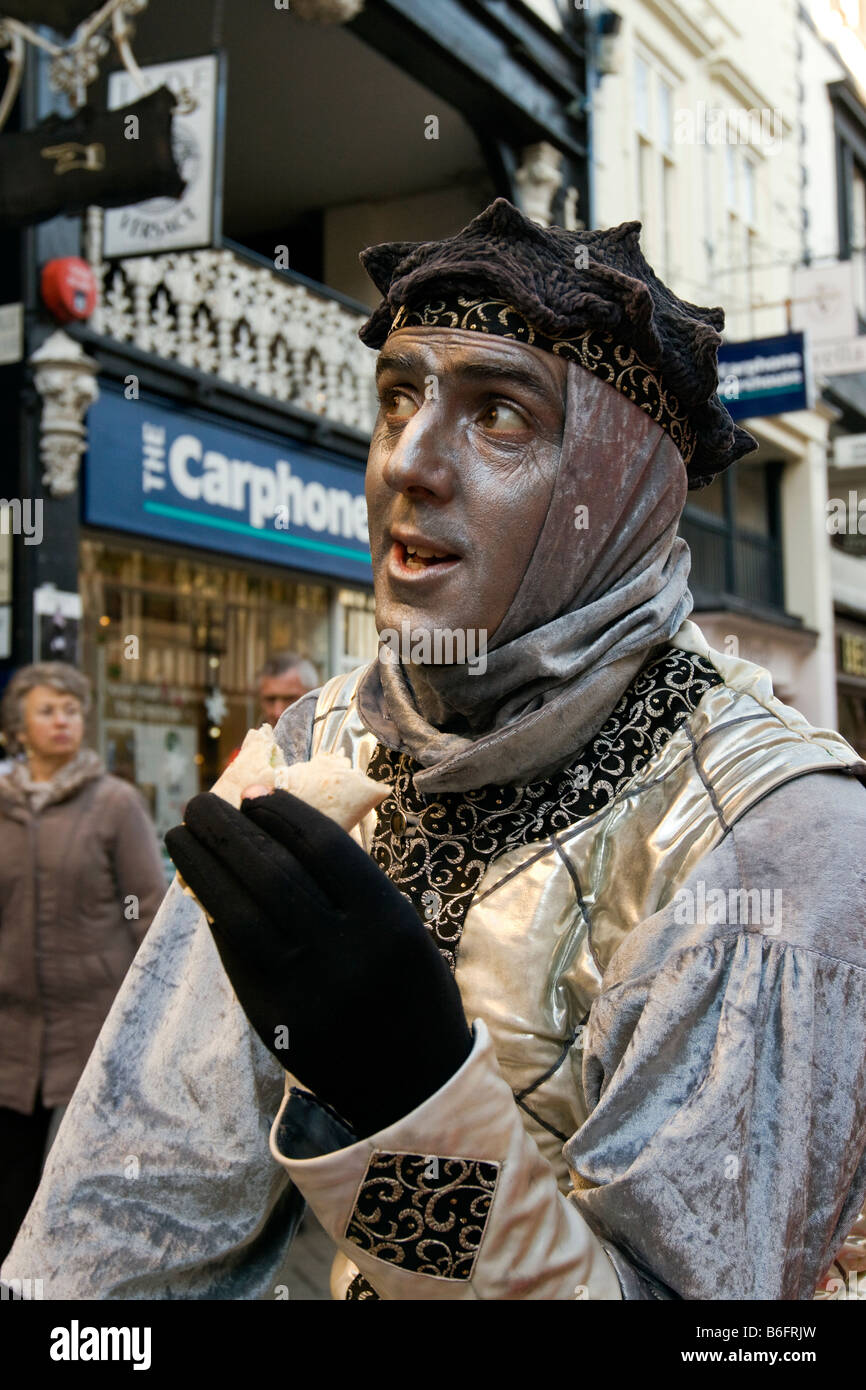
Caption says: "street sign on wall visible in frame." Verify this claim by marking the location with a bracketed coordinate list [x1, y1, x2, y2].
[83, 386, 372, 586]
[834, 433, 866, 469]
[811, 336, 866, 378]
[717, 332, 809, 419]
[791, 262, 858, 344]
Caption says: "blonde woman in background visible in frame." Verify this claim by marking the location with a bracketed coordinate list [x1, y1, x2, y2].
[0, 662, 166, 1261]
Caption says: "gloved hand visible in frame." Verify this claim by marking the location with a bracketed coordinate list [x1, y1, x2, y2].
[165, 790, 472, 1137]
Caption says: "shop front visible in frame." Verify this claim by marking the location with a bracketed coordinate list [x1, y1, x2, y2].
[79, 383, 376, 843]
[836, 616, 866, 759]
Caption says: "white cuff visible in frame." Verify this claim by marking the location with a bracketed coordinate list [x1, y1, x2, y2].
[269, 1020, 621, 1301]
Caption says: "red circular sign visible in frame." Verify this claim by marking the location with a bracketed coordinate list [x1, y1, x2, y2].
[40, 257, 99, 323]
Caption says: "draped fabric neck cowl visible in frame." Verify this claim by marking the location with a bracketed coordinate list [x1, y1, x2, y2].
[357, 361, 694, 794]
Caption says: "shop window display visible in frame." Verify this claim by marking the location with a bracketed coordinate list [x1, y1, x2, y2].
[78, 538, 367, 845]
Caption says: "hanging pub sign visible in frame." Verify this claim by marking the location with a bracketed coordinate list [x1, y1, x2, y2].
[717, 332, 810, 420]
[0, 85, 185, 230]
[103, 54, 224, 258]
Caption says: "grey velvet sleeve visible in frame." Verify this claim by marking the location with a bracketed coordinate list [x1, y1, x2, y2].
[1, 696, 318, 1300]
[568, 770, 866, 1301]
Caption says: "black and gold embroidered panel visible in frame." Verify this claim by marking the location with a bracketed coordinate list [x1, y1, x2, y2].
[345, 1151, 500, 1281]
[366, 648, 722, 970]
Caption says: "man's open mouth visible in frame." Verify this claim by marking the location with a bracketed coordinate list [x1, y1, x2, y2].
[390, 539, 461, 574]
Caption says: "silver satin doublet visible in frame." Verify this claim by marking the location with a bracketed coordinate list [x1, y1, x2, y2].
[310, 622, 864, 1189]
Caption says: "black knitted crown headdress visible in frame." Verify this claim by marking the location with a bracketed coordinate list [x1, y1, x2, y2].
[358, 198, 756, 489]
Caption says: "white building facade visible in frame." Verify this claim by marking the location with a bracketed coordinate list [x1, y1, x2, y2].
[590, 0, 853, 730]
[798, 0, 866, 759]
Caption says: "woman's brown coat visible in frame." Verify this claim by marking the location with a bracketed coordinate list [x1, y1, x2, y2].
[0, 749, 167, 1112]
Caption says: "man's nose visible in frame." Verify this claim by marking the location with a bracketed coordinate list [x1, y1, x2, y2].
[381, 403, 457, 501]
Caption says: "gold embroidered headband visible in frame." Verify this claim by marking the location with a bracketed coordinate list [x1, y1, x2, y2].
[390, 295, 697, 466]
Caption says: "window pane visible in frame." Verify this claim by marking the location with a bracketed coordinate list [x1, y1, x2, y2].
[635, 56, 650, 136]
[726, 145, 739, 210]
[78, 538, 333, 831]
[735, 465, 770, 535]
[658, 77, 674, 154]
[743, 156, 757, 224]
[637, 135, 652, 230]
[686, 476, 725, 518]
[727, 211, 740, 274]
[703, 146, 715, 279]
[661, 158, 674, 276]
[852, 165, 866, 315]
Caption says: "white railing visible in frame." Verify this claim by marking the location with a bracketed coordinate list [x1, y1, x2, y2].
[91, 245, 378, 434]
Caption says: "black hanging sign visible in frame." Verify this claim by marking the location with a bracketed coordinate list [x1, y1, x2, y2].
[0, 85, 185, 229]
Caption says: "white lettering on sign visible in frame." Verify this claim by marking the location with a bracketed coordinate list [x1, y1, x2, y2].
[141, 423, 167, 493]
[167, 433, 203, 498]
[151, 427, 368, 543]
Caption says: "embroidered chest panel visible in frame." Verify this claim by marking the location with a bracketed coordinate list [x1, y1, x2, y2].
[365, 649, 722, 970]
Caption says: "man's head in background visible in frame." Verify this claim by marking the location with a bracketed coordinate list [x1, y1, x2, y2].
[257, 652, 319, 727]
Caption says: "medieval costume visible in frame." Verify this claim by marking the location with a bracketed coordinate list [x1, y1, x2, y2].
[4, 200, 866, 1300]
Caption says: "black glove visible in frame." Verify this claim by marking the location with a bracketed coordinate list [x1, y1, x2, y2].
[165, 790, 473, 1137]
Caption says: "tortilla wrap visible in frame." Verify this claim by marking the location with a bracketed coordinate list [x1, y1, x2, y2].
[176, 726, 388, 917]
[209, 724, 387, 828]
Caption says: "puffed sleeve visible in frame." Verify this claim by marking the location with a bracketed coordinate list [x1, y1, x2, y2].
[568, 770, 866, 1301]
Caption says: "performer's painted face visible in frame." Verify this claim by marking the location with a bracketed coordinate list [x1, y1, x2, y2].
[367, 328, 568, 644]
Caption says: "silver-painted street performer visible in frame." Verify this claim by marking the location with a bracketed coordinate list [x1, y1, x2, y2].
[5, 200, 866, 1300]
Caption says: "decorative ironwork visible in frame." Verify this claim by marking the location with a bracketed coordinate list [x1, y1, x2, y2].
[93, 246, 378, 433]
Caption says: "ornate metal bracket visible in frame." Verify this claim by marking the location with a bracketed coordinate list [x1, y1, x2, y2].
[0, 0, 194, 129]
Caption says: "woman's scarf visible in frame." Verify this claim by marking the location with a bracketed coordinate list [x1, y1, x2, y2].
[4, 747, 104, 814]
[357, 362, 693, 793]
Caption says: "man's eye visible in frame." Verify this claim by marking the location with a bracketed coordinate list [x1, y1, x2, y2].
[383, 390, 417, 419]
[481, 402, 527, 432]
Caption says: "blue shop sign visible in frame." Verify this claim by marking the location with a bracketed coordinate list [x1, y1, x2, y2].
[717, 331, 809, 420]
[84, 386, 372, 584]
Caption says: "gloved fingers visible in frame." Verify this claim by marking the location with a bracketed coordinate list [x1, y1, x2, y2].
[181, 792, 330, 920]
[166, 823, 311, 997]
[241, 790, 401, 917]
[165, 824, 246, 924]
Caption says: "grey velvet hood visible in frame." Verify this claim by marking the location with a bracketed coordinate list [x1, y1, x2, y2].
[357, 362, 694, 793]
